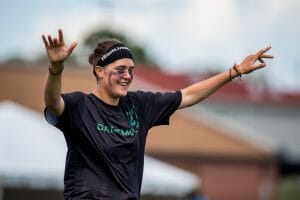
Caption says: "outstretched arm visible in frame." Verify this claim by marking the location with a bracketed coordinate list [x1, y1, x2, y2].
[178, 46, 273, 109]
[42, 29, 78, 116]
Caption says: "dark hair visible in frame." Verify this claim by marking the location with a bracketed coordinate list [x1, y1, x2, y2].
[89, 38, 123, 78]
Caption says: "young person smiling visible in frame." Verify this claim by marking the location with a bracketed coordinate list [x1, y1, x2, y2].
[42, 29, 273, 199]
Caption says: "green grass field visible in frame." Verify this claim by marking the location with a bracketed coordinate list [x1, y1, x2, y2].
[278, 175, 300, 200]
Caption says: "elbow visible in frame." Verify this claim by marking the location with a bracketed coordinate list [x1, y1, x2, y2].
[44, 95, 59, 107]
[180, 89, 204, 109]
[44, 95, 64, 116]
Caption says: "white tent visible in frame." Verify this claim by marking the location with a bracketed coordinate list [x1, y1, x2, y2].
[0, 101, 66, 190]
[142, 156, 199, 196]
[0, 101, 199, 198]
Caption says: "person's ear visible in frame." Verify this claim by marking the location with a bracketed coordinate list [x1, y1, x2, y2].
[95, 66, 104, 79]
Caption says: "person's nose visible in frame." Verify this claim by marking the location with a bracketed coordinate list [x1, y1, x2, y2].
[123, 70, 133, 80]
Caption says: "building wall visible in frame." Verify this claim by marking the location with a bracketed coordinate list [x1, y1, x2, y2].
[150, 154, 278, 200]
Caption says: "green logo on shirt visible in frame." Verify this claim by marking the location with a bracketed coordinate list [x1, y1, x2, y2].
[96, 124, 137, 136]
[126, 106, 139, 130]
[96, 106, 139, 137]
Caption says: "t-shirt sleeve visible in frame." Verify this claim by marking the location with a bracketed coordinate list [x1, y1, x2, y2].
[135, 90, 182, 129]
[44, 91, 84, 133]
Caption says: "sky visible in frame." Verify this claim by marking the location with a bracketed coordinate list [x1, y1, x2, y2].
[1, 0, 300, 92]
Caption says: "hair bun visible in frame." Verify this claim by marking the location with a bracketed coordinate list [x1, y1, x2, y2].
[88, 54, 94, 65]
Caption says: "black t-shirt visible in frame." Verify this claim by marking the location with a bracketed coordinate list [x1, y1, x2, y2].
[45, 90, 181, 200]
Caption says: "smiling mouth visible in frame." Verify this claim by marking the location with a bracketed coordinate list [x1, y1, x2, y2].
[118, 81, 131, 89]
[119, 82, 128, 86]
[118, 79, 132, 86]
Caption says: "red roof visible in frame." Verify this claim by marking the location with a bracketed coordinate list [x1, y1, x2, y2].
[135, 67, 300, 105]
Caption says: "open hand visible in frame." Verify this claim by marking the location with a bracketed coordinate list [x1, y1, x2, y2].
[42, 29, 78, 66]
[237, 46, 274, 74]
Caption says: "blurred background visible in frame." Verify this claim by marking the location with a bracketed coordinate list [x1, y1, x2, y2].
[0, 0, 299, 200]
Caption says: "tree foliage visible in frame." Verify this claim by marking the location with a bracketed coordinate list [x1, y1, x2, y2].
[83, 29, 151, 64]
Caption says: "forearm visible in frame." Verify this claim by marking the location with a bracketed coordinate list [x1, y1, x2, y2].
[44, 63, 65, 116]
[179, 67, 240, 109]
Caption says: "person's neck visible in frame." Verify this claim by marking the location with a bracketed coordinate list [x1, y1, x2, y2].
[93, 87, 119, 106]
